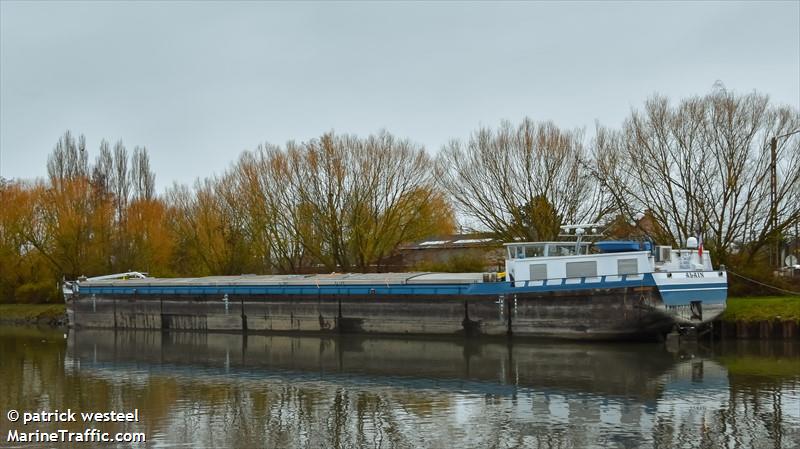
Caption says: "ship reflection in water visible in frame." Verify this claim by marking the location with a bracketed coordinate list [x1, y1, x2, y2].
[1, 328, 798, 448]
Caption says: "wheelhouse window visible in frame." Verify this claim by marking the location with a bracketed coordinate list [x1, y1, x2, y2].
[525, 245, 545, 258]
[507, 242, 590, 259]
[507, 244, 545, 259]
[552, 244, 578, 256]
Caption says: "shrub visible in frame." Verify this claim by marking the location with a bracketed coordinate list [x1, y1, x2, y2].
[14, 281, 59, 304]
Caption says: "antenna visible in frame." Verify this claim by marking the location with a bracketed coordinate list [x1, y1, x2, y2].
[559, 223, 604, 254]
[558, 223, 604, 238]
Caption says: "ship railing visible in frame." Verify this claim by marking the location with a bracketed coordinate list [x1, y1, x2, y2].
[510, 273, 648, 288]
[508, 270, 726, 288]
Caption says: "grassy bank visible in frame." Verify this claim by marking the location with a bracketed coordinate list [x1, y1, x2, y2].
[722, 296, 800, 322]
[0, 304, 66, 326]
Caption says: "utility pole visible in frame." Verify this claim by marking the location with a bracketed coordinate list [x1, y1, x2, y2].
[770, 137, 778, 268]
[770, 129, 800, 269]
[795, 221, 799, 269]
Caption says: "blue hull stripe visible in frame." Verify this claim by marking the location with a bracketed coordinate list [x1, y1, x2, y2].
[656, 283, 727, 290]
[79, 275, 656, 297]
[77, 272, 727, 306]
[82, 285, 465, 297]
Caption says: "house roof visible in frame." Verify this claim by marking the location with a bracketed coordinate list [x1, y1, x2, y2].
[400, 234, 501, 250]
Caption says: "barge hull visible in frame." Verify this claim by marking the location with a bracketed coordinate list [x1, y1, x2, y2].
[67, 285, 673, 340]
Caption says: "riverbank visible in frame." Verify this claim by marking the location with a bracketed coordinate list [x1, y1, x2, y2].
[0, 304, 67, 327]
[721, 296, 800, 321]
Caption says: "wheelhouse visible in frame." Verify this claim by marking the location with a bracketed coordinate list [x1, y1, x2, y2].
[505, 242, 592, 259]
[503, 240, 652, 284]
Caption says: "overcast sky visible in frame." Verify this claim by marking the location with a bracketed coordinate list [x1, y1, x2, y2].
[1, 1, 798, 190]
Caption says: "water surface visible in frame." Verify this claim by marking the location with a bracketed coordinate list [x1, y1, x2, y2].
[1, 327, 798, 448]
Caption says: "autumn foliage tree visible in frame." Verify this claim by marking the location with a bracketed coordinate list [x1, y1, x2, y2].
[2, 88, 797, 304]
[290, 132, 454, 271]
[0, 181, 56, 302]
[0, 132, 161, 303]
[1, 129, 457, 303]
[169, 131, 456, 274]
[166, 179, 254, 276]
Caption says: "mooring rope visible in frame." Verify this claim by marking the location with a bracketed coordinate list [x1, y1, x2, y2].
[726, 270, 800, 296]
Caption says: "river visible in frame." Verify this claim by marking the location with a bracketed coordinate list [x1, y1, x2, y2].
[0, 327, 798, 448]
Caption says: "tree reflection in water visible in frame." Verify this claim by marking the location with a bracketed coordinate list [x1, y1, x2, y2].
[0, 328, 797, 448]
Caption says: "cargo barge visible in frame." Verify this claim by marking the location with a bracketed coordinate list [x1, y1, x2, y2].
[62, 227, 727, 340]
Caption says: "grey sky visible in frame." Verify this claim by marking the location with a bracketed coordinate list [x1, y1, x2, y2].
[1, 1, 798, 191]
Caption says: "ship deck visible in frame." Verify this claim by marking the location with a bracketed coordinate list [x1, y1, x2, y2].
[80, 272, 486, 288]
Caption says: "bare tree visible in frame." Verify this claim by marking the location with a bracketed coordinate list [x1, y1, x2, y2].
[111, 140, 130, 224]
[47, 131, 88, 188]
[438, 118, 607, 241]
[592, 90, 800, 264]
[91, 140, 114, 197]
[131, 146, 156, 201]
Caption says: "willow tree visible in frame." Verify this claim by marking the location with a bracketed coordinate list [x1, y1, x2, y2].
[228, 145, 309, 273]
[224, 131, 454, 273]
[24, 132, 164, 278]
[35, 132, 96, 278]
[592, 89, 800, 264]
[438, 118, 607, 241]
[166, 178, 255, 276]
[344, 132, 454, 270]
[289, 133, 355, 271]
[288, 131, 453, 272]
[0, 181, 59, 302]
[304, 132, 454, 271]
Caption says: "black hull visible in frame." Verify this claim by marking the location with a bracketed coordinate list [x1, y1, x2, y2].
[67, 285, 674, 341]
